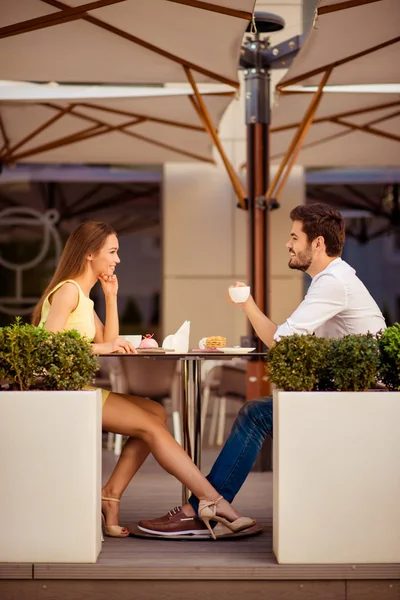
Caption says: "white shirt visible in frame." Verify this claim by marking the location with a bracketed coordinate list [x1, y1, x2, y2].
[274, 258, 386, 340]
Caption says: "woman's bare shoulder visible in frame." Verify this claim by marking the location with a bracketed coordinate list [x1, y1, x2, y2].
[49, 281, 80, 307]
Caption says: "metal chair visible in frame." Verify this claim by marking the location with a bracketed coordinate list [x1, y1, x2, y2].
[202, 360, 247, 446]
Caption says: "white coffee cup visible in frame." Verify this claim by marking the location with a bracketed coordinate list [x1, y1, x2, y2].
[228, 285, 250, 303]
[199, 337, 208, 349]
[122, 334, 142, 348]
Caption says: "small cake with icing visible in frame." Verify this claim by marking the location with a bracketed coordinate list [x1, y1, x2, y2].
[139, 334, 159, 349]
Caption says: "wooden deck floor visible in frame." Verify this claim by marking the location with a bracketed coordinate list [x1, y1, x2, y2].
[1, 427, 400, 599]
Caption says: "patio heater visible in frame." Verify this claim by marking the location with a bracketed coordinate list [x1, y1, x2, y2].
[239, 13, 302, 400]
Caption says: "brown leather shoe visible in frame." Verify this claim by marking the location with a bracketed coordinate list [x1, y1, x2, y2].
[138, 506, 210, 537]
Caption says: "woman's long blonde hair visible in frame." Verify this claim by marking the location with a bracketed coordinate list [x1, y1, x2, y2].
[32, 221, 116, 326]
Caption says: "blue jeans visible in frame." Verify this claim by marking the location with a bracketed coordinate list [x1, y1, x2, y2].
[188, 397, 273, 514]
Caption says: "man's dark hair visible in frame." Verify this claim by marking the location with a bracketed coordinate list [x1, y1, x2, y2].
[290, 203, 345, 257]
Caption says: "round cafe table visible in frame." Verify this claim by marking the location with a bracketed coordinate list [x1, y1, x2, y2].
[105, 350, 267, 503]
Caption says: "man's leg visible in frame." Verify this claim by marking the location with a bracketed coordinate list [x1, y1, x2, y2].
[137, 397, 273, 536]
[188, 397, 273, 514]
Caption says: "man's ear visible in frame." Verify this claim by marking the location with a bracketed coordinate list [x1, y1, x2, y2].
[315, 235, 325, 250]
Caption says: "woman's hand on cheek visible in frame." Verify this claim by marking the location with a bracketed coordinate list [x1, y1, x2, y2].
[98, 273, 119, 297]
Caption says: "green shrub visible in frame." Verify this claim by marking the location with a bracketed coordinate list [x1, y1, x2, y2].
[267, 333, 380, 392]
[0, 319, 99, 391]
[328, 333, 380, 391]
[267, 334, 331, 391]
[378, 323, 400, 390]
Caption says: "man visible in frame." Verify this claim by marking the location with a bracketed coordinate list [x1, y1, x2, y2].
[139, 203, 386, 537]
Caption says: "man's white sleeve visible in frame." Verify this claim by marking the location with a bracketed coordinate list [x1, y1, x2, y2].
[274, 273, 347, 340]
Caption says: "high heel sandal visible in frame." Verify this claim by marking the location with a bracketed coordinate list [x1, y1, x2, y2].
[198, 495, 255, 540]
[101, 496, 130, 538]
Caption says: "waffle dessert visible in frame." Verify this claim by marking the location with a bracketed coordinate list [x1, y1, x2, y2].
[205, 336, 227, 349]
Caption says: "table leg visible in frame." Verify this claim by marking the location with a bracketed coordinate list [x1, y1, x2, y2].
[181, 358, 202, 504]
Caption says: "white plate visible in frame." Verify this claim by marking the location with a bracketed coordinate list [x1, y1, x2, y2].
[218, 347, 256, 354]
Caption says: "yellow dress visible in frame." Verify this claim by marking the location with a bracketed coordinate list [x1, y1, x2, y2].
[39, 279, 110, 406]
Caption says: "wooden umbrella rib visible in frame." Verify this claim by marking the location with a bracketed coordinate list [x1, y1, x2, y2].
[266, 69, 332, 202]
[185, 67, 247, 208]
[121, 128, 215, 163]
[7, 113, 149, 162]
[367, 108, 400, 127]
[273, 93, 326, 202]
[10, 124, 107, 162]
[270, 129, 352, 161]
[41, 0, 239, 87]
[332, 117, 400, 142]
[1, 104, 75, 161]
[84, 13, 239, 88]
[0, 0, 126, 38]
[77, 102, 206, 132]
[8, 107, 214, 163]
[277, 36, 400, 90]
[44, 101, 147, 130]
[42, 102, 111, 127]
[164, 0, 252, 20]
[271, 99, 400, 133]
[270, 106, 400, 162]
[318, 0, 383, 16]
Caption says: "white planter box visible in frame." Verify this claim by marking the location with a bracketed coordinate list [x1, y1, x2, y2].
[273, 390, 400, 564]
[0, 390, 102, 563]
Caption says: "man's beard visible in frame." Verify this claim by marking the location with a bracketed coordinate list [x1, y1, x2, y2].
[288, 247, 313, 272]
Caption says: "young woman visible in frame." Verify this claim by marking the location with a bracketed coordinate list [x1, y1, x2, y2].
[32, 221, 254, 540]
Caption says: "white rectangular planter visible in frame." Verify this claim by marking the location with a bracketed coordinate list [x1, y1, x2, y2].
[0, 390, 102, 563]
[273, 390, 400, 564]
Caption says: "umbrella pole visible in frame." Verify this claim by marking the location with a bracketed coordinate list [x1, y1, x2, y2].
[242, 54, 272, 404]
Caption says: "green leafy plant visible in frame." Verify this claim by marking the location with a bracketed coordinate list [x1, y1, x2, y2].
[0, 319, 99, 391]
[267, 333, 380, 392]
[378, 323, 400, 390]
[327, 333, 380, 392]
[267, 334, 331, 391]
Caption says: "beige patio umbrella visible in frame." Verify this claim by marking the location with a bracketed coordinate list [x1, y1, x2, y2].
[278, 0, 400, 89]
[0, 86, 235, 165]
[0, 0, 255, 87]
[0, 0, 256, 207]
[270, 90, 400, 168]
[265, 0, 400, 204]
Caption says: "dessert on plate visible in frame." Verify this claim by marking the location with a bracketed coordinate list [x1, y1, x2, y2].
[138, 334, 159, 349]
[204, 336, 226, 349]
